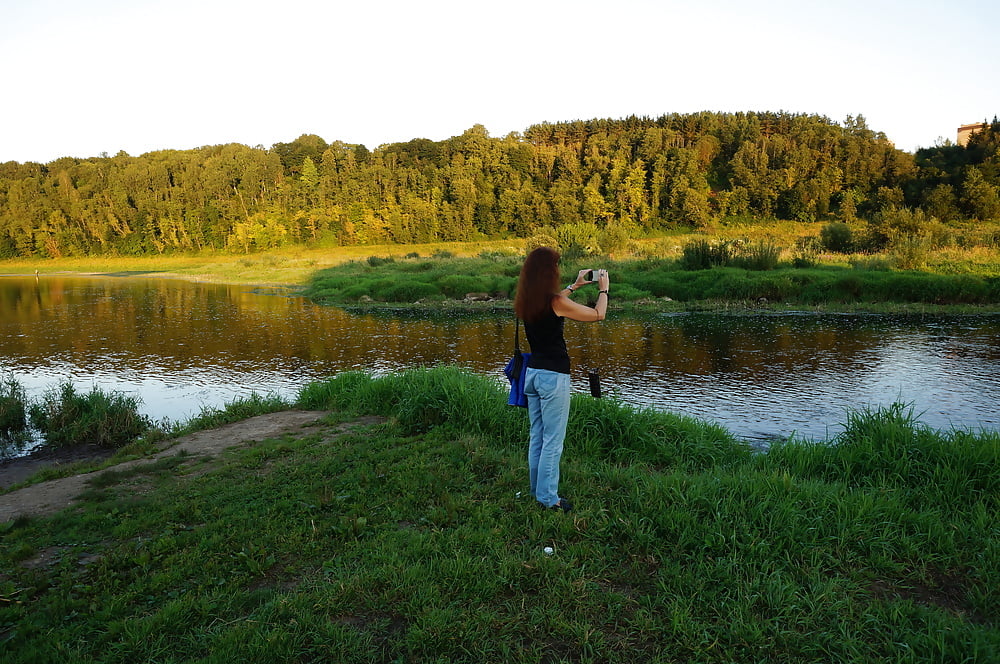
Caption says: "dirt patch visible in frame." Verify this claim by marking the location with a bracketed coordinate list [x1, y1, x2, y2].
[0, 411, 383, 523]
[0, 443, 118, 489]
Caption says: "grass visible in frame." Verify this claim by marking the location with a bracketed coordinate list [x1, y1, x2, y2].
[0, 373, 30, 457]
[0, 240, 515, 288]
[27, 383, 152, 450]
[302, 253, 1000, 310]
[1, 367, 997, 662]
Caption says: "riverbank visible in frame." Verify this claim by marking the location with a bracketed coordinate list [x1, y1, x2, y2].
[4, 228, 999, 313]
[1, 367, 997, 662]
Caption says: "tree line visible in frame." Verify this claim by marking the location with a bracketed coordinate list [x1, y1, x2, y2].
[1, 112, 998, 258]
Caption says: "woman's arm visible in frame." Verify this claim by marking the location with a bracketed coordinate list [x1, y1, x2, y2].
[553, 269, 609, 322]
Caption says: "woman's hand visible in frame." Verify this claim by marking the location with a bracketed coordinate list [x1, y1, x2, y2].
[574, 269, 591, 288]
[596, 269, 609, 291]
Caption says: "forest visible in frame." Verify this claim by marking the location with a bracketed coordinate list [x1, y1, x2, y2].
[1, 112, 998, 259]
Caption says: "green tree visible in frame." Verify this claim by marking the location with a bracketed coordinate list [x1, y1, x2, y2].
[922, 184, 959, 222]
[272, 134, 329, 176]
[961, 167, 1000, 220]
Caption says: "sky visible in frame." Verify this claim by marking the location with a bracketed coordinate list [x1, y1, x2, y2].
[1, 0, 998, 164]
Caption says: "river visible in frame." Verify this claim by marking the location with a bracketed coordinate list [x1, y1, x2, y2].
[2, 275, 998, 451]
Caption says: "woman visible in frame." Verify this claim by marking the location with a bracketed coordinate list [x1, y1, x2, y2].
[513, 247, 610, 513]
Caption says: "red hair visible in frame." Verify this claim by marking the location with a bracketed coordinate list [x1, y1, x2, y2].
[514, 247, 561, 322]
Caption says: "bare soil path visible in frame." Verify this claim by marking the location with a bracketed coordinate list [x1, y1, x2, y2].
[0, 410, 379, 523]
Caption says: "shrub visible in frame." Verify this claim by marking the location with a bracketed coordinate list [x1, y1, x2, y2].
[864, 206, 939, 252]
[790, 235, 819, 268]
[556, 223, 601, 259]
[598, 222, 636, 256]
[680, 239, 731, 270]
[889, 237, 931, 270]
[524, 234, 559, 254]
[28, 383, 151, 449]
[820, 222, 853, 252]
[366, 255, 395, 267]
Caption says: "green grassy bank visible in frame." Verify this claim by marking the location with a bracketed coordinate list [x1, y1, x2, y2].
[304, 252, 1000, 311]
[2, 367, 997, 662]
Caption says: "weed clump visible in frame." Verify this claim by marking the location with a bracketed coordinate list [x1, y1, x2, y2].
[680, 239, 780, 271]
[0, 373, 28, 436]
[28, 382, 151, 449]
[680, 239, 732, 270]
[0, 373, 30, 455]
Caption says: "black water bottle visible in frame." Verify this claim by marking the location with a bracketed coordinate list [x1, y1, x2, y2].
[588, 371, 602, 398]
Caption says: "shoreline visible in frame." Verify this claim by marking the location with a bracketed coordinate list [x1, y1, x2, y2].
[4, 268, 998, 316]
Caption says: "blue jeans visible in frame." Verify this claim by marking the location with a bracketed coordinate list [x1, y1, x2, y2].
[524, 368, 571, 508]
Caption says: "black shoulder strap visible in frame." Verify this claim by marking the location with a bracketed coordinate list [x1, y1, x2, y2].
[514, 317, 522, 353]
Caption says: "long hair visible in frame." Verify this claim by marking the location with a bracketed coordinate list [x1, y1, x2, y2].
[514, 247, 561, 323]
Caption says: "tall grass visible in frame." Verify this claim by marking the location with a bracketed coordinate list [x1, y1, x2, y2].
[1, 367, 998, 662]
[0, 373, 30, 455]
[680, 239, 781, 271]
[168, 392, 293, 438]
[680, 239, 732, 270]
[296, 367, 744, 465]
[27, 383, 152, 449]
[765, 403, 999, 512]
[0, 373, 28, 436]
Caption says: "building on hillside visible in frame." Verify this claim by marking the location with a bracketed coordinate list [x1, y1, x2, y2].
[958, 122, 987, 147]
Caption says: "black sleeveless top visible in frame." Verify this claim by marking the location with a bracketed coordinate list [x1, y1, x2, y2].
[525, 299, 570, 375]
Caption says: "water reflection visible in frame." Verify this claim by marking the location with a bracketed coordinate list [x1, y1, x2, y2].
[2, 276, 998, 446]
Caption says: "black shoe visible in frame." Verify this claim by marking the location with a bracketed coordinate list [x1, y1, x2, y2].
[548, 499, 573, 513]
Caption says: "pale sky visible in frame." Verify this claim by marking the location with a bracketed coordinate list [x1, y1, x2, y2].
[1, 0, 997, 164]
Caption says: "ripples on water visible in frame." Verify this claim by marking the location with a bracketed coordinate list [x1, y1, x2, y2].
[2, 276, 998, 454]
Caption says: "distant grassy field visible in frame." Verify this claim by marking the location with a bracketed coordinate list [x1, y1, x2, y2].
[0, 240, 508, 287]
[2, 367, 997, 662]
